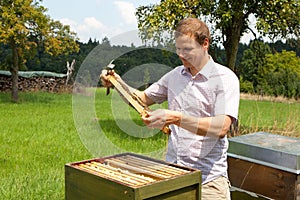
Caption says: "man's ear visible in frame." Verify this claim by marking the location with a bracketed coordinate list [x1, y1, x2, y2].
[203, 38, 209, 49]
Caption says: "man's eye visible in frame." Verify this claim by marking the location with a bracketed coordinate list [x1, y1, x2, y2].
[176, 47, 194, 54]
[184, 48, 193, 51]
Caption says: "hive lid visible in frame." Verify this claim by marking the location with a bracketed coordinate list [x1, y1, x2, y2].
[228, 132, 300, 174]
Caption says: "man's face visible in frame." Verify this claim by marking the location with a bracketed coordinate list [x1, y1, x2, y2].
[175, 35, 207, 69]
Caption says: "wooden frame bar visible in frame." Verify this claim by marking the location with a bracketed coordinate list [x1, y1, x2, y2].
[65, 153, 201, 200]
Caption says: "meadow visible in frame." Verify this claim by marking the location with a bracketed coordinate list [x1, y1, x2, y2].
[0, 89, 299, 199]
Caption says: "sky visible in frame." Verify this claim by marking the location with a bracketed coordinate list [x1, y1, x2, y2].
[41, 0, 257, 46]
[41, 0, 161, 45]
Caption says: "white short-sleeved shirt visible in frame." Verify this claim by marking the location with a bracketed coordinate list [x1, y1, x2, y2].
[145, 58, 240, 184]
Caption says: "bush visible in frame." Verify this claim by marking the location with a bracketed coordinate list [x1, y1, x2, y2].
[240, 77, 254, 93]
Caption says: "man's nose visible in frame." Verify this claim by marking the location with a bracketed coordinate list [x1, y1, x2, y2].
[176, 50, 186, 58]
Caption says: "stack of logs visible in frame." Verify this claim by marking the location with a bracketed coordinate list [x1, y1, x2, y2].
[0, 75, 71, 93]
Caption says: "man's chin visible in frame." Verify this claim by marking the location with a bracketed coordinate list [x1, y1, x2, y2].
[181, 60, 192, 67]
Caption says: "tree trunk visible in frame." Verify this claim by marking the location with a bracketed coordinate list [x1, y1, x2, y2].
[10, 40, 19, 103]
[223, 17, 243, 74]
[224, 37, 240, 73]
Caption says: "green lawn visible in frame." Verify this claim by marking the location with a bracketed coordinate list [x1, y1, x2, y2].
[0, 92, 90, 199]
[238, 99, 300, 137]
[0, 89, 299, 199]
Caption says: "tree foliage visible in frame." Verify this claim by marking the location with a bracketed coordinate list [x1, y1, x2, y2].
[261, 51, 300, 99]
[255, 0, 300, 41]
[240, 45, 300, 99]
[239, 40, 271, 88]
[0, 0, 79, 102]
[0, 32, 299, 99]
[264, 51, 300, 77]
[136, 0, 300, 72]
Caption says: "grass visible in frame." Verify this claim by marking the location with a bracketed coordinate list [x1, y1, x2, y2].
[95, 89, 168, 154]
[0, 92, 91, 200]
[0, 88, 299, 199]
[238, 99, 300, 137]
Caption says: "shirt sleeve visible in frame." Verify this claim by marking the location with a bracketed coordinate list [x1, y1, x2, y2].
[144, 73, 170, 104]
[214, 69, 240, 120]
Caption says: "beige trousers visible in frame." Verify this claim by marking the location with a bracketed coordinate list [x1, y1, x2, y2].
[201, 176, 231, 200]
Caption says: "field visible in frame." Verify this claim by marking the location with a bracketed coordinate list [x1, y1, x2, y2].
[0, 89, 299, 199]
[239, 98, 300, 137]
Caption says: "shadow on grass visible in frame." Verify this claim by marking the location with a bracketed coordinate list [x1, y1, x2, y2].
[98, 119, 168, 154]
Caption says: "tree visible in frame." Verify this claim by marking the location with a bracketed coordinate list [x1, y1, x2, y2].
[255, 50, 300, 98]
[263, 51, 300, 78]
[136, 0, 299, 72]
[239, 40, 271, 89]
[0, 0, 79, 102]
[264, 51, 300, 98]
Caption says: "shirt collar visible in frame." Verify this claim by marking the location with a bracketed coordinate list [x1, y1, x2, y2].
[180, 57, 214, 80]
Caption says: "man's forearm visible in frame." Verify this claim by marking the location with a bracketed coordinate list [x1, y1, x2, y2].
[173, 112, 231, 137]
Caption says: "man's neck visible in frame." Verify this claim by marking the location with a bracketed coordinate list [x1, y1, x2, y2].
[188, 55, 210, 76]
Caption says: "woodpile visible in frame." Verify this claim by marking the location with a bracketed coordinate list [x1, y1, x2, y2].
[0, 61, 77, 93]
[0, 75, 72, 93]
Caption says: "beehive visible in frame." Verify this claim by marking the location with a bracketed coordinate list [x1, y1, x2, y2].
[228, 132, 300, 199]
[65, 153, 201, 200]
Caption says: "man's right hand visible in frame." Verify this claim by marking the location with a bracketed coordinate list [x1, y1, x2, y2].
[100, 69, 120, 88]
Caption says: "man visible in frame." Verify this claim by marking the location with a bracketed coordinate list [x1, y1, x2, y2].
[101, 18, 240, 199]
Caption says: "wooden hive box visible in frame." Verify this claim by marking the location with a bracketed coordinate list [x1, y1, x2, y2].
[65, 152, 201, 200]
[228, 132, 300, 200]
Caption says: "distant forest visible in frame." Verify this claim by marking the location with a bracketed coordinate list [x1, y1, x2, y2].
[0, 37, 297, 75]
[1, 37, 299, 98]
